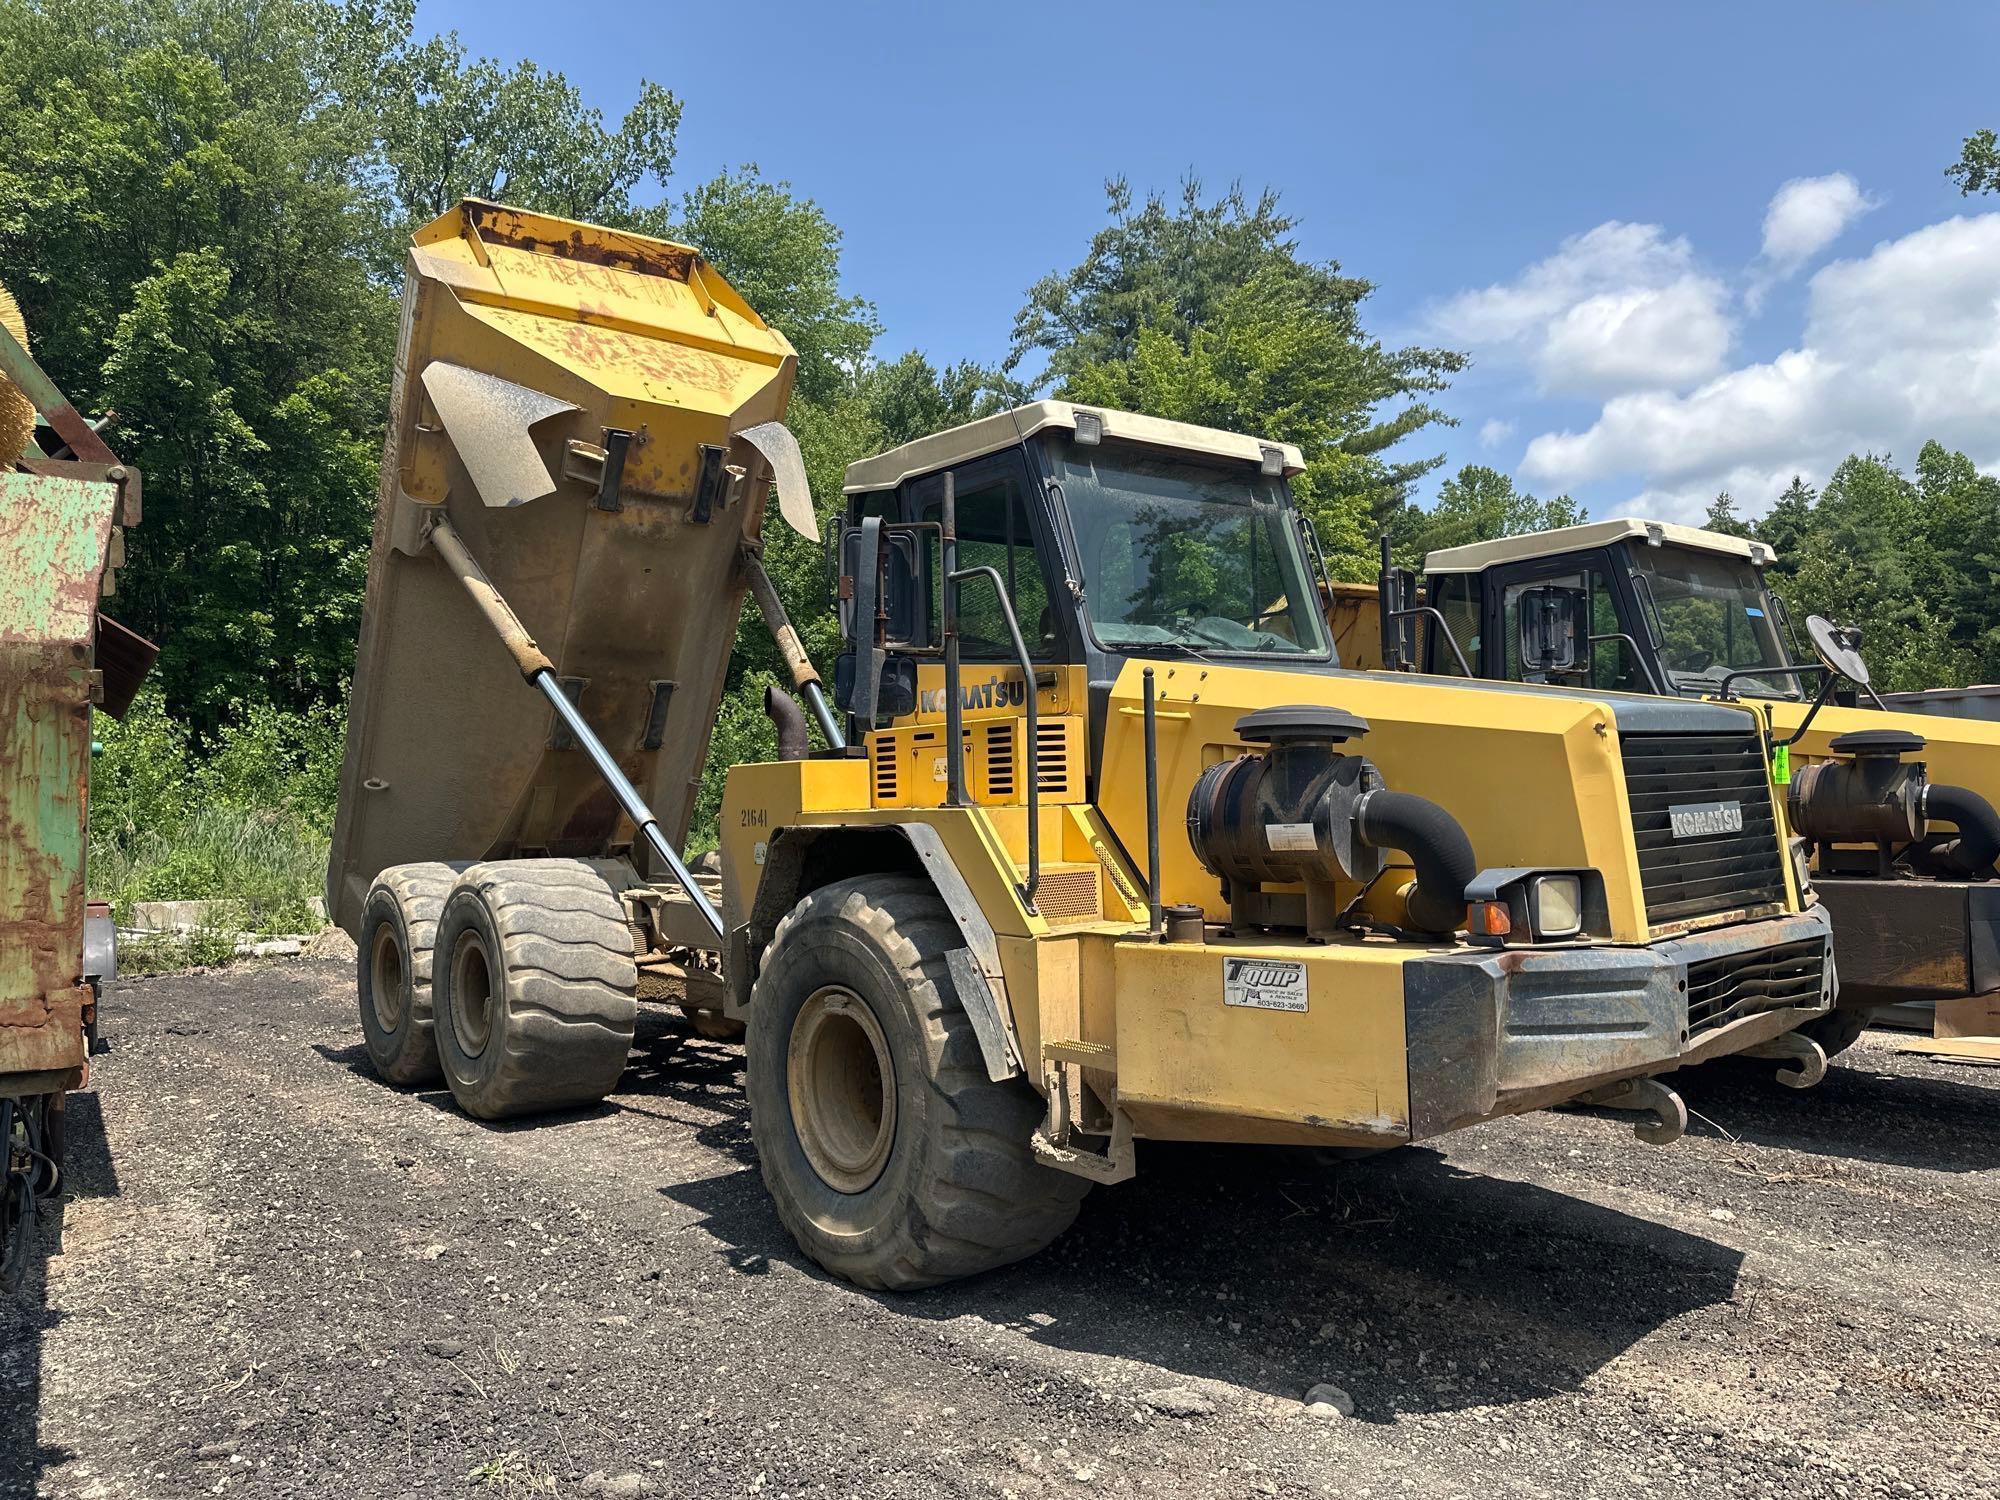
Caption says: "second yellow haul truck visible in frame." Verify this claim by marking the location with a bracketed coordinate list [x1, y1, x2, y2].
[1356, 520, 2000, 1056]
[331, 201, 1837, 1289]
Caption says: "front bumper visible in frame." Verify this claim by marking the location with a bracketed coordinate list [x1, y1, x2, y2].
[1403, 905, 1835, 1139]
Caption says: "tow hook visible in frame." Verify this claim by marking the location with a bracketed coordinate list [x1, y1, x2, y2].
[1576, 1077, 1688, 1145]
[1741, 1031, 1829, 1090]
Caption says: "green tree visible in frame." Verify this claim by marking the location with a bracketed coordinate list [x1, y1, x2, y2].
[676, 166, 880, 403]
[1011, 179, 1465, 577]
[1393, 464, 1585, 561]
[0, 0, 400, 723]
[1949, 128, 1999, 195]
[1746, 452, 1996, 693]
[1703, 492, 1752, 538]
[373, 29, 681, 245]
[0, 0, 706, 728]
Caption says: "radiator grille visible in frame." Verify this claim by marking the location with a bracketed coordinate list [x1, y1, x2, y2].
[1686, 937, 1826, 1035]
[1036, 721, 1071, 796]
[1620, 733, 1786, 929]
[872, 734, 897, 802]
[984, 722, 1016, 799]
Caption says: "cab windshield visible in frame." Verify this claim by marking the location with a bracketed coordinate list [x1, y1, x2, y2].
[1627, 545, 1802, 699]
[1052, 439, 1330, 658]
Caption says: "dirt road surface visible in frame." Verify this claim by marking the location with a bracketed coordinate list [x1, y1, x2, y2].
[4, 958, 1998, 1498]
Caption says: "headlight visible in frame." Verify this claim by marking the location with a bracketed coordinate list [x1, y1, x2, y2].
[1531, 874, 1584, 938]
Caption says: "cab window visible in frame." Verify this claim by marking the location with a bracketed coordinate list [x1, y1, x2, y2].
[919, 471, 1058, 661]
[1429, 573, 1481, 675]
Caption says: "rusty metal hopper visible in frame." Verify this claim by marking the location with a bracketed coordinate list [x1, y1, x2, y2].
[327, 201, 807, 936]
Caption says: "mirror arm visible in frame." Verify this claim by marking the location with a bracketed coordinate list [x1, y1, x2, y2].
[1387, 605, 1473, 678]
[1714, 662, 1825, 702]
[947, 561, 1041, 914]
[1776, 669, 1844, 749]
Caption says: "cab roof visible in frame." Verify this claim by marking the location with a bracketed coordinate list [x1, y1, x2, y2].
[1424, 517, 1777, 574]
[841, 400, 1306, 495]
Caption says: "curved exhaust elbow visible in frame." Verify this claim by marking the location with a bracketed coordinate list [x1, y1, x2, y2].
[763, 684, 809, 762]
[1356, 789, 1478, 935]
[1925, 782, 2000, 878]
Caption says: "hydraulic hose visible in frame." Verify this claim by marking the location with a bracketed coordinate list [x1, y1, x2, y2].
[1925, 782, 2000, 878]
[764, 684, 809, 763]
[1355, 790, 1478, 935]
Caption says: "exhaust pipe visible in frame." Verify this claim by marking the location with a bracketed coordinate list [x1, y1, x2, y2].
[764, 684, 809, 762]
[1924, 782, 2000, 878]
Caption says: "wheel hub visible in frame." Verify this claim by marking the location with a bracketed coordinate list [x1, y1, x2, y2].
[450, 932, 496, 1058]
[787, 985, 895, 1194]
[369, 925, 406, 1032]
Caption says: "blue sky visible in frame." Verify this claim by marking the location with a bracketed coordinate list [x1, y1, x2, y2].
[417, 1, 2000, 523]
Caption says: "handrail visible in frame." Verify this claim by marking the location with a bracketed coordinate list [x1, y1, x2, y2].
[947, 561, 1042, 913]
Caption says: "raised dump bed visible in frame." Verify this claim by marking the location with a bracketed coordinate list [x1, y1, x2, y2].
[327, 201, 813, 935]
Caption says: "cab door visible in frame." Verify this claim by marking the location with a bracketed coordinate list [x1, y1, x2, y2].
[1483, 549, 1653, 694]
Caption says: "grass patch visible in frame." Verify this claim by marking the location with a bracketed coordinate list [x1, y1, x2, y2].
[89, 688, 342, 959]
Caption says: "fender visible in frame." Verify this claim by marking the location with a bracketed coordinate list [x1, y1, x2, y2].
[737, 822, 1024, 1082]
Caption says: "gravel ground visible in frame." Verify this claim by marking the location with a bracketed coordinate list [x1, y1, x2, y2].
[5, 958, 1999, 1499]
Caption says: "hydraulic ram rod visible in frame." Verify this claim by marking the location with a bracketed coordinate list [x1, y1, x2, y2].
[426, 514, 726, 944]
[740, 545, 844, 749]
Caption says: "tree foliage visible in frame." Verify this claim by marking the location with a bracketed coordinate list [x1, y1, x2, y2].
[1950, 127, 2000, 196]
[1725, 443, 2000, 692]
[1012, 179, 1466, 578]
[1391, 465, 1586, 562]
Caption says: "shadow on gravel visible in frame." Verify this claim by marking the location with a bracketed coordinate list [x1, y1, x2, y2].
[1, 1089, 120, 1498]
[1680, 1048, 2000, 1172]
[662, 1131, 1744, 1420]
[315, 1009, 753, 1149]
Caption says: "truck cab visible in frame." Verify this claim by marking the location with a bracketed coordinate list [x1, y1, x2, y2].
[1413, 518, 1801, 701]
[1376, 518, 2000, 1040]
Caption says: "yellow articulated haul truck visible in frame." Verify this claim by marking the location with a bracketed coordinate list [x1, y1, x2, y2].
[332, 202, 1839, 1290]
[1356, 519, 2000, 1056]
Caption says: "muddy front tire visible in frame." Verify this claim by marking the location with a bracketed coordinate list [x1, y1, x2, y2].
[355, 862, 470, 1086]
[746, 875, 1089, 1290]
[432, 859, 638, 1120]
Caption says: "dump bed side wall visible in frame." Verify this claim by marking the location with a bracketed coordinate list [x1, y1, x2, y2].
[327, 204, 797, 935]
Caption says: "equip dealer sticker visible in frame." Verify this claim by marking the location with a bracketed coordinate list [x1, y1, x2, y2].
[1222, 957, 1309, 1012]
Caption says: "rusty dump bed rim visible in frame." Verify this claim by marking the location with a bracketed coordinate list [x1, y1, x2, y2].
[325, 201, 799, 937]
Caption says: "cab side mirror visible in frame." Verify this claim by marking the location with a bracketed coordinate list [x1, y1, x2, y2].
[839, 524, 925, 648]
[1518, 584, 1587, 676]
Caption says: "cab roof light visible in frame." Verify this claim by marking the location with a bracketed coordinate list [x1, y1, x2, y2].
[1072, 410, 1103, 446]
[1259, 445, 1284, 477]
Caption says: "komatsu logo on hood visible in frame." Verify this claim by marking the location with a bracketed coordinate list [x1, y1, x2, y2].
[1668, 800, 1745, 839]
[919, 674, 1028, 713]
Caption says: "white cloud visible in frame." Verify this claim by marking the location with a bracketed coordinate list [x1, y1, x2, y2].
[1517, 214, 2000, 523]
[1477, 417, 1514, 449]
[1761, 172, 1877, 271]
[1427, 221, 1733, 397]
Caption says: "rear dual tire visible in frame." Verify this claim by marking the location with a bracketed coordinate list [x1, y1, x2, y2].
[431, 859, 640, 1119]
[355, 861, 470, 1086]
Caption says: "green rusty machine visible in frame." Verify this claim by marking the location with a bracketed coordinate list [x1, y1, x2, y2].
[0, 291, 150, 1286]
